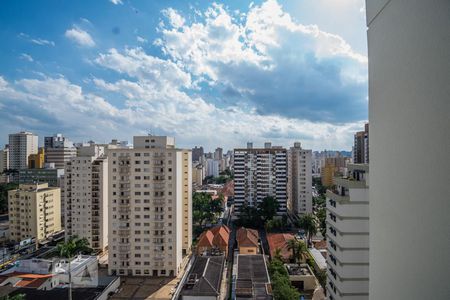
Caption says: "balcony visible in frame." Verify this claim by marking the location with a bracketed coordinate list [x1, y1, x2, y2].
[334, 177, 366, 189]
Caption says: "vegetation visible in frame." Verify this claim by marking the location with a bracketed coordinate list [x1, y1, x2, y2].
[204, 174, 232, 184]
[286, 239, 307, 263]
[193, 192, 224, 227]
[268, 258, 301, 300]
[57, 237, 92, 300]
[0, 294, 26, 300]
[297, 214, 317, 244]
[0, 182, 19, 214]
[312, 176, 327, 195]
[265, 215, 289, 232]
[236, 196, 280, 228]
[316, 207, 327, 238]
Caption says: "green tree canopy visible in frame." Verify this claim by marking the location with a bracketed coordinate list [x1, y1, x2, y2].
[297, 214, 317, 244]
[257, 196, 280, 222]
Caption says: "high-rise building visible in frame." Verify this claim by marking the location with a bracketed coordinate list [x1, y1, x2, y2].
[8, 132, 38, 179]
[192, 146, 204, 162]
[28, 147, 45, 169]
[366, 2, 450, 299]
[287, 142, 312, 216]
[326, 164, 369, 300]
[234, 142, 287, 216]
[353, 124, 369, 164]
[0, 146, 9, 183]
[192, 163, 204, 186]
[214, 147, 223, 160]
[320, 163, 335, 188]
[107, 135, 192, 277]
[205, 158, 220, 178]
[45, 133, 77, 169]
[8, 183, 61, 242]
[64, 145, 108, 252]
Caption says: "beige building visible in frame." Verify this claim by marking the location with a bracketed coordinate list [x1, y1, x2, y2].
[28, 147, 45, 169]
[8, 183, 61, 242]
[64, 145, 108, 252]
[287, 142, 312, 216]
[192, 163, 204, 186]
[107, 135, 192, 277]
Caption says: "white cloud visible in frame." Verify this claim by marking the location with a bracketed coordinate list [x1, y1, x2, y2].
[65, 27, 95, 47]
[161, 8, 185, 29]
[110, 0, 123, 5]
[136, 36, 147, 43]
[19, 53, 34, 62]
[18, 33, 55, 46]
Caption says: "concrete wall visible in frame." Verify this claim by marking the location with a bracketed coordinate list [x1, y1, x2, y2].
[367, 0, 450, 299]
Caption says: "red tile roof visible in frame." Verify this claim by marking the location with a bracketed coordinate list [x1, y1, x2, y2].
[197, 225, 230, 250]
[267, 233, 295, 261]
[237, 227, 259, 248]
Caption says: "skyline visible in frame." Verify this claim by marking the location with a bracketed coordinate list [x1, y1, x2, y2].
[0, 0, 368, 151]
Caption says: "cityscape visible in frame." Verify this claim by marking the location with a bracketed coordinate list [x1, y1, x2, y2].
[0, 1, 449, 300]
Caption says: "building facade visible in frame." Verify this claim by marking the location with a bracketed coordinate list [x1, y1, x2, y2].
[367, 1, 450, 299]
[64, 147, 108, 252]
[8, 183, 61, 242]
[352, 124, 369, 164]
[107, 136, 192, 277]
[19, 168, 63, 187]
[8, 132, 38, 180]
[234, 142, 287, 216]
[0, 146, 9, 183]
[326, 164, 369, 300]
[28, 147, 45, 169]
[287, 142, 312, 216]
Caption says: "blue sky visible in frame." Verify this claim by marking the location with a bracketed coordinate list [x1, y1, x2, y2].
[0, 0, 368, 151]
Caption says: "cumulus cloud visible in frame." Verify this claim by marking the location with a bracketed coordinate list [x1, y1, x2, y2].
[158, 0, 368, 123]
[65, 27, 95, 47]
[1, 1, 368, 150]
[136, 36, 147, 43]
[110, 0, 123, 5]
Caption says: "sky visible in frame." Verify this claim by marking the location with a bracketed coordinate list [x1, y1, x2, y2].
[0, 0, 368, 151]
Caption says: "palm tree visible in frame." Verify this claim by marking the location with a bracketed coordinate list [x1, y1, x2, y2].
[273, 248, 283, 261]
[287, 239, 298, 263]
[297, 214, 317, 246]
[57, 237, 91, 300]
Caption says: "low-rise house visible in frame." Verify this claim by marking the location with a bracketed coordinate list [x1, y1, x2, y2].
[233, 254, 272, 299]
[267, 233, 295, 262]
[197, 225, 230, 256]
[236, 228, 259, 254]
[285, 263, 318, 293]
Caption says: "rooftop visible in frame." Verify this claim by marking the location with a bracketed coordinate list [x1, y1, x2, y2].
[180, 255, 225, 297]
[267, 233, 295, 261]
[236, 255, 272, 300]
[237, 227, 259, 248]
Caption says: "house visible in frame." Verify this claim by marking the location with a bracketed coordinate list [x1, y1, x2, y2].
[233, 255, 272, 300]
[236, 228, 259, 254]
[285, 263, 318, 293]
[197, 225, 230, 256]
[267, 233, 295, 262]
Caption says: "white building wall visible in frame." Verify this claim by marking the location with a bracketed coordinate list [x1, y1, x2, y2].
[367, 1, 450, 299]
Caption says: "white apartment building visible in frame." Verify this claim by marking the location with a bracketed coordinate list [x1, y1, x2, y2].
[8, 132, 38, 178]
[287, 142, 312, 216]
[0, 146, 9, 183]
[64, 145, 108, 252]
[326, 164, 369, 300]
[107, 136, 192, 277]
[8, 183, 61, 243]
[234, 142, 287, 215]
[206, 158, 220, 178]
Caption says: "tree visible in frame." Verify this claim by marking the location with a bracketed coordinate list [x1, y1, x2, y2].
[287, 239, 307, 263]
[316, 208, 327, 238]
[236, 203, 260, 228]
[297, 214, 317, 245]
[0, 182, 18, 214]
[193, 192, 213, 226]
[257, 196, 279, 222]
[57, 237, 92, 300]
[0, 294, 26, 300]
[268, 258, 300, 300]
